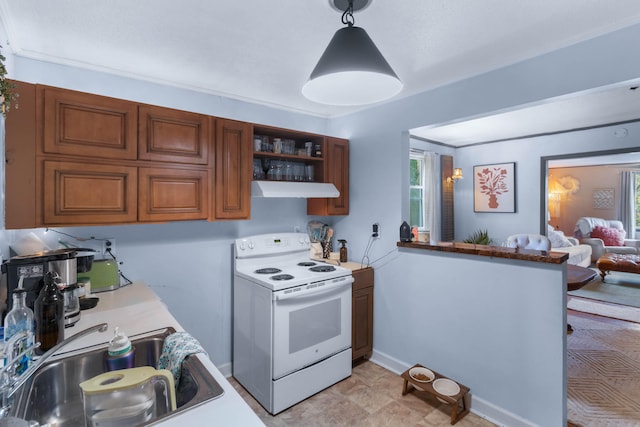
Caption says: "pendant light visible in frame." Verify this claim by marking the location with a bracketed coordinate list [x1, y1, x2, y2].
[302, 0, 402, 106]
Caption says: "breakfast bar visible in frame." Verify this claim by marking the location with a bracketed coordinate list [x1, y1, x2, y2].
[394, 240, 568, 426]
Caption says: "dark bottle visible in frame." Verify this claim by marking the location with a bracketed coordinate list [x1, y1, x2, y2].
[338, 239, 348, 263]
[34, 272, 65, 354]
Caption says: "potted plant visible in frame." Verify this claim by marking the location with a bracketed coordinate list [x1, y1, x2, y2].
[0, 45, 18, 115]
[463, 229, 492, 245]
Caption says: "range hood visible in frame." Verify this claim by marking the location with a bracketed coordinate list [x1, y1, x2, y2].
[251, 181, 339, 198]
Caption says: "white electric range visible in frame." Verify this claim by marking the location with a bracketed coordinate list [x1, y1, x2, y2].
[233, 233, 353, 414]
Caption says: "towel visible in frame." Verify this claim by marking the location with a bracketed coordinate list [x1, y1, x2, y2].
[158, 332, 208, 385]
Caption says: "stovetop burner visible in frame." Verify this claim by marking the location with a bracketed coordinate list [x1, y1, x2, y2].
[309, 265, 336, 273]
[271, 274, 294, 281]
[297, 261, 317, 267]
[255, 268, 282, 274]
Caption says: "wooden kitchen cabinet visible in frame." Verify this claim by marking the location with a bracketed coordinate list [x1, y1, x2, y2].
[214, 119, 252, 220]
[5, 80, 38, 229]
[352, 266, 374, 362]
[41, 85, 138, 160]
[5, 80, 348, 228]
[7, 82, 213, 227]
[138, 105, 209, 165]
[252, 124, 326, 181]
[307, 137, 349, 216]
[138, 167, 209, 222]
[42, 159, 138, 225]
[252, 125, 349, 215]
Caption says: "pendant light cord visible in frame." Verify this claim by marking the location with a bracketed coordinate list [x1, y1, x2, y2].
[341, 0, 355, 27]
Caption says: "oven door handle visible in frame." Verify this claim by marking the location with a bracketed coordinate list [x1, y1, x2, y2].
[274, 276, 354, 301]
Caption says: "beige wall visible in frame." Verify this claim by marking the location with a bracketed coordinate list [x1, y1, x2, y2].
[548, 165, 632, 235]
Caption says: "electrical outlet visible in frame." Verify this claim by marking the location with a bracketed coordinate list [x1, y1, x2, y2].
[102, 239, 116, 259]
[372, 223, 380, 239]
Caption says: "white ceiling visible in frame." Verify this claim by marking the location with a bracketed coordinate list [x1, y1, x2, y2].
[2, 0, 640, 129]
[411, 80, 640, 146]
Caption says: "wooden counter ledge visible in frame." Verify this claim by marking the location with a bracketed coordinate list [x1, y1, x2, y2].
[397, 241, 568, 264]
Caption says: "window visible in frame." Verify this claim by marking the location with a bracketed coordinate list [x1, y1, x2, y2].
[635, 172, 640, 231]
[410, 153, 425, 229]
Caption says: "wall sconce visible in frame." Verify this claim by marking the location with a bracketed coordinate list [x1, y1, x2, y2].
[447, 168, 464, 183]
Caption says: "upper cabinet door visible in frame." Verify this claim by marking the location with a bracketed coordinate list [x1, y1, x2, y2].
[215, 119, 252, 220]
[307, 137, 349, 216]
[138, 167, 209, 222]
[327, 137, 349, 215]
[138, 105, 209, 165]
[42, 159, 138, 225]
[42, 86, 138, 159]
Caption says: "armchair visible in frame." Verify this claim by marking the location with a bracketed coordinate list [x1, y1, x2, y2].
[574, 217, 640, 262]
[505, 234, 551, 251]
[506, 231, 592, 267]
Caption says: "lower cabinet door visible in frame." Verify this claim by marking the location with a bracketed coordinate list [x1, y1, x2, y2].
[352, 285, 374, 361]
[42, 160, 138, 225]
[138, 167, 209, 221]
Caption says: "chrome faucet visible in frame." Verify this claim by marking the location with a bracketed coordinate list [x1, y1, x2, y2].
[0, 323, 108, 417]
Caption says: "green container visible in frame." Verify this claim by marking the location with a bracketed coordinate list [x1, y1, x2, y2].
[77, 260, 120, 293]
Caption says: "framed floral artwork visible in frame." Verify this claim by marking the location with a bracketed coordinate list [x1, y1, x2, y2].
[473, 162, 516, 213]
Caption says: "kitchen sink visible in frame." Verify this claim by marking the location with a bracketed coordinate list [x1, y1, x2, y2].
[7, 327, 224, 426]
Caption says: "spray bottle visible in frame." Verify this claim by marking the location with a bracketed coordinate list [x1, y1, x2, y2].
[338, 239, 348, 263]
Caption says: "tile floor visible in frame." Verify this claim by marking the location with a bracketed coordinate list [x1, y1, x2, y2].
[230, 361, 496, 426]
[231, 310, 640, 426]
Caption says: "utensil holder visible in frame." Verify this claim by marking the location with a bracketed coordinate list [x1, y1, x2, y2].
[322, 241, 332, 259]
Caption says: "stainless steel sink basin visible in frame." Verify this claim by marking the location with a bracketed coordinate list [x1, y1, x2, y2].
[7, 327, 224, 426]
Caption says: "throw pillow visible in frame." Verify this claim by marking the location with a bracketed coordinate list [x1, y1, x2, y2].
[591, 225, 625, 246]
[548, 228, 573, 248]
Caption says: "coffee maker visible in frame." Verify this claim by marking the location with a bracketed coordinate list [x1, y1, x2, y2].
[2, 249, 87, 327]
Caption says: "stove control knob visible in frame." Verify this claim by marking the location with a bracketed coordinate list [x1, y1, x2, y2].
[237, 241, 246, 251]
[247, 240, 255, 250]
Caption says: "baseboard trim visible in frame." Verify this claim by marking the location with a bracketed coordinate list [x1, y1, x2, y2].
[369, 349, 538, 427]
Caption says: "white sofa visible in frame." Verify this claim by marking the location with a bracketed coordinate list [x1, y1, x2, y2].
[573, 217, 640, 262]
[547, 226, 592, 267]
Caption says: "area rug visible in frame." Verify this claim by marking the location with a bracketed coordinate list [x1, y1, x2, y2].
[568, 271, 640, 308]
[567, 314, 640, 426]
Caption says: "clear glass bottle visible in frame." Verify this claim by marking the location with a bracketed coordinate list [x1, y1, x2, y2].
[34, 272, 65, 355]
[4, 288, 35, 374]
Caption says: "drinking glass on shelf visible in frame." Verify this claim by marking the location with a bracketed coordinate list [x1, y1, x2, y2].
[294, 162, 304, 181]
[261, 137, 272, 153]
[305, 165, 314, 182]
[253, 159, 265, 180]
[284, 161, 294, 181]
[273, 138, 283, 154]
[261, 158, 271, 177]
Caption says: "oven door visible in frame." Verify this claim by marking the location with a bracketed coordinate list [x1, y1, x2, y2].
[272, 275, 353, 380]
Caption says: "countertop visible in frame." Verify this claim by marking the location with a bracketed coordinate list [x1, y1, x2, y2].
[397, 241, 569, 264]
[340, 261, 371, 271]
[309, 257, 370, 271]
[62, 282, 265, 426]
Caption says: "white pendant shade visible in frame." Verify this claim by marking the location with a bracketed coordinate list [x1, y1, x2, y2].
[303, 26, 402, 106]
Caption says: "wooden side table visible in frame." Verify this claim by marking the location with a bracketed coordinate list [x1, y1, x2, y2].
[400, 364, 470, 425]
[566, 264, 597, 333]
